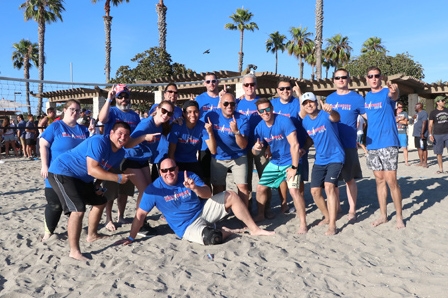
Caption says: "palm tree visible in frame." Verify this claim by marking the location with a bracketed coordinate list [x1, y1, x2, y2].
[20, 0, 65, 115]
[91, 0, 130, 83]
[12, 39, 39, 115]
[286, 26, 313, 79]
[322, 47, 335, 78]
[305, 49, 316, 80]
[225, 8, 259, 72]
[314, 0, 324, 79]
[266, 31, 286, 74]
[156, 0, 167, 51]
[325, 34, 352, 69]
[361, 36, 386, 54]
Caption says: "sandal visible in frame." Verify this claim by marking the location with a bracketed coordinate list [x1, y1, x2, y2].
[436, 170, 444, 174]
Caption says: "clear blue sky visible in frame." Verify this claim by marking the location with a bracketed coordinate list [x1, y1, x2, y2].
[1, 0, 447, 85]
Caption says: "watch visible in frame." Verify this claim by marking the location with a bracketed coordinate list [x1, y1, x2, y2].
[291, 165, 298, 170]
[234, 130, 241, 136]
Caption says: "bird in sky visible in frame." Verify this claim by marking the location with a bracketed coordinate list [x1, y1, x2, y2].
[203, 49, 210, 54]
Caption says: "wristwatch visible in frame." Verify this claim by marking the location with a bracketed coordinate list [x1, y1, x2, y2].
[291, 165, 298, 170]
[234, 130, 241, 136]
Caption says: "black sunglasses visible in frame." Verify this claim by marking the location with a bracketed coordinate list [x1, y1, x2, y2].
[243, 83, 256, 87]
[160, 166, 176, 173]
[161, 107, 174, 117]
[116, 94, 130, 99]
[367, 74, 381, 79]
[278, 86, 291, 91]
[205, 79, 217, 84]
[166, 90, 178, 94]
[334, 76, 348, 80]
[258, 107, 272, 114]
[223, 102, 236, 107]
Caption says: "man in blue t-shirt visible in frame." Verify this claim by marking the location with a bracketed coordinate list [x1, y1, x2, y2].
[48, 122, 134, 261]
[148, 83, 183, 121]
[325, 68, 365, 221]
[364, 66, 405, 229]
[300, 92, 345, 236]
[117, 158, 274, 246]
[206, 93, 251, 207]
[252, 98, 308, 234]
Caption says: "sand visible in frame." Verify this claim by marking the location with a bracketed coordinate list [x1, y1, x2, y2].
[0, 148, 447, 297]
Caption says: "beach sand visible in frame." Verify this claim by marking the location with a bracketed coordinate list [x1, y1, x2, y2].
[0, 148, 447, 297]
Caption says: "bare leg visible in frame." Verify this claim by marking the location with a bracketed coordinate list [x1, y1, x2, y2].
[126, 167, 151, 209]
[117, 194, 129, 223]
[67, 211, 88, 261]
[86, 204, 108, 242]
[279, 181, 289, 213]
[422, 149, 428, 168]
[311, 187, 329, 225]
[437, 154, 444, 172]
[224, 191, 274, 236]
[403, 147, 409, 166]
[254, 184, 270, 222]
[289, 188, 307, 234]
[372, 171, 388, 227]
[345, 179, 357, 220]
[236, 183, 250, 208]
[416, 148, 423, 166]
[384, 170, 405, 229]
[105, 199, 116, 231]
[324, 182, 338, 235]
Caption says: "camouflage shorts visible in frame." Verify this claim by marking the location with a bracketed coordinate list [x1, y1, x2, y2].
[366, 147, 399, 171]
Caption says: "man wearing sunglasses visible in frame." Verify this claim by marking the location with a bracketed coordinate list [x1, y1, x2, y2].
[271, 78, 310, 215]
[325, 68, 366, 221]
[364, 66, 405, 229]
[428, 96, 448, 174]
[117, 158, 274, 246]
[205, 93, 251, 207]
[98, 84, 141, 232]
[252, 98, 308, 234]
[149, 83, 183, 121]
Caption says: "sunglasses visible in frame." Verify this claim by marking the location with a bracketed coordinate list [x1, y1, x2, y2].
[161, 107, 174, 117]
[205, 79, 217, 84]
[116, 94, 130, 99]
[223, 101, 236, 107]
[367, 74, 381, 79]
[334, 76, 348, 80]
[243, 83, 256, 87]
[166, 90, 178, 94]
[160, 166, 176, 173]
[258, 106, 272, 114]
[397, 106, 403, 108]
[278, 86, 291, 91]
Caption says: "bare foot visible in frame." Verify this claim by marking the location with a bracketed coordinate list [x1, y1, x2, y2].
[325, 227, 337, 236]
[253, 214, 266, 223]
[69, 250, 89, 261]
[41, 232, 52, 242]
[347, 212, 357, 222]
[249, 228, 275, 236]
[280, 203, 288, 213]
[318, 218, 329, 226]
[297, 225, 308, 234]
[421, 163, 428, 168]
[105, 221, 116, 231]
[86, 233, 109, 243]
[396, 218, 406, 229]
[117, 217, 132, 224]
[405, 162, 409, 166]
[371, 216, 388, 227]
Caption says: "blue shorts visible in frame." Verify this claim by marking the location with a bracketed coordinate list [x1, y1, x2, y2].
[310, 163, 343, 188]
[398, 134, 408, 148]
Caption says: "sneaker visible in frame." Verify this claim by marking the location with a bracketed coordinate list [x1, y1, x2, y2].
[137, 222, 156, 237]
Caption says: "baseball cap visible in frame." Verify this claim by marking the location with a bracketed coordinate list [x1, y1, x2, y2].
[182, 100, 199, 111]
[435, 96, 446, 102]
[114, 84, 130, 97]
[301, 92, 317, 105]
[85, 110, 91, 115]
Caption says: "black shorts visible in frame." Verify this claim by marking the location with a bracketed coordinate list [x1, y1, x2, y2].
[25, 138, 36, 146]
[121, 159, 148, 170]
[199, 149, 211, 179]
[48, 173, 107, 214]
[310, 163, 344, 188]
[177, 161, 205, 180]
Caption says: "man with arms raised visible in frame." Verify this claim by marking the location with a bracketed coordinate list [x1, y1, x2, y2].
[117, 158, 274, 246]
[364, 66, 405, 229]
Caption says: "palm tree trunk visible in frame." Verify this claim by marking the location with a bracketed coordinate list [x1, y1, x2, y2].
[299, 56, 303, 79]
[104, 16, 112, 83]
[238, 30, 244, 72]
[314, 0, 323, 79]
[37, 21, 45, 115]
[156, 0, 167, 51]
[275, 50, 278, 74]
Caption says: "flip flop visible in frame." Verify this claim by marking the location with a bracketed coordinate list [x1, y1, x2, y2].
[436, 170, 444, 174]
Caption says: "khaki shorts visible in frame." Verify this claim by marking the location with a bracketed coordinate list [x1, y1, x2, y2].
[210, 155, 248, 185]
[182, 192, 228, 245]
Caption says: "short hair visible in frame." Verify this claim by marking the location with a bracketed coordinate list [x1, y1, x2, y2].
[367, 66, 381, 75]
[333, 68, 350, 78]
[157, 157, 177, 170]
[242, 73, 257, 84]
[47, 107, 55, 113]
[164, 82, 177, 92]
[277, 77, 291, 87]
[204, 72, 217, 80]
[112, 121, 131, 132]
[255, 97, 272, 108]
[17, 114, 24, 121]
[64, 99, 81, 109]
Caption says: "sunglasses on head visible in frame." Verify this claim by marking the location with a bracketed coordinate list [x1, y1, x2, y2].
[205, 79, 217, 84]
[367, 74, 381, 79]
[334, 76, 348, 80]
[161, 107, 174, 117]
[116, 94, 130, 99]
[243, 83, 256, 87]
[160, 166, 176, 173]
[278, 86, 291, 91]
[258, 106, 272, 114]
[166, 90, 178, 94]
[223, 101, 236, 107]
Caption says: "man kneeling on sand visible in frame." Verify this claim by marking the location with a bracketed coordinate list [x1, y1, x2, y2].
[117, 158, 275, 246]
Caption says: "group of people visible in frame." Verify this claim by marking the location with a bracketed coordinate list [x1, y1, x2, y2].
[39, 66, 446, 261]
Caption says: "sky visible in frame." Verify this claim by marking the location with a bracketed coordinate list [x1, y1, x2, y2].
[1, 0, 448, 88]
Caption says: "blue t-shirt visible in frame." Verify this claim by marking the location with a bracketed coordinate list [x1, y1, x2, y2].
[41, 121, 89, 187]
[25, 121, 36, 139]
[254, 114, 297, 166]
[412, 110, 429, 137]
[326, 91, 365, 149]
[49, 134, 125, 183]
[206, 109, 249, 160]
[139, 171, 205, 238]
[128, 116, 166, 163]
[196, 92, 220, 150]
[237, 96, 262, 146]
[168, 121, 209, 163]
[103, 107, 140, 135]
[149, 104, 183, 123]
[364, 88, 399, 149]
[17, 120, 26, 137]
[302, 110, 345, 165]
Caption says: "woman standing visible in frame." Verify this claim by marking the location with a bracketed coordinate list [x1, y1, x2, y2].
[2, 117, 19, 158]
[40, 100, 89, 241]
